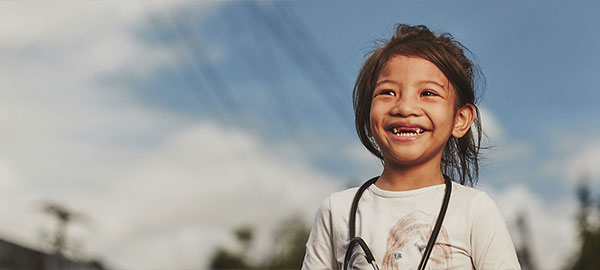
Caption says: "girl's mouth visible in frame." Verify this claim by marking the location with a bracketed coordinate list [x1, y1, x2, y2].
[391, 127, 425, 137]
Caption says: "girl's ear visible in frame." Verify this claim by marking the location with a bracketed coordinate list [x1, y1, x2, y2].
[452, 104, 475, 138]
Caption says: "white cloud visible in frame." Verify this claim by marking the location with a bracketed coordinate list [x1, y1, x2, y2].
[343, 142, 382, 175]
[16, 122, 342, 268]
[565, 142, 600, 186]
[539, 133, 600, 188]
[478, 107, 534, 163]
[487, 141, 534, 163]
[97, 123, 343, 267]
[483, 184, 578, 270]
[479, 106, 503, 143]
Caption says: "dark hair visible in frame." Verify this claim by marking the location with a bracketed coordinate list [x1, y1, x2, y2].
[353, 24, 484, 186]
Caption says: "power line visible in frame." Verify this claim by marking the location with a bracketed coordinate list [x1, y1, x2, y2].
[243, 1, 353, 129]
[272, 2, 349, 101]
[218, 5, 305, 141]
[143, 1, 264, 184]
[143, 2, 229, 125]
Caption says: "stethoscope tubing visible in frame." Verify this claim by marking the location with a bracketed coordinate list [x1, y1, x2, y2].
[343, 175, 452, 270]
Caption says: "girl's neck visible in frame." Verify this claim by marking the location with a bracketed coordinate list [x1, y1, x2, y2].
[375, 160, 445, 191]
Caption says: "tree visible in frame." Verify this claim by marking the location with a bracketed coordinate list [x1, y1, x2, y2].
[209, 215, 310, 269]
[264, 215, 310, 269]
[515, 211, 537, 270]
[569, 179, 600, 270]
[209, 226, 255, 269]
[209, 248, 253, 270]
[40, 201, 87, 255]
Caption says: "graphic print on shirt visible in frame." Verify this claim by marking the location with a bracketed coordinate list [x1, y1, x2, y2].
[382, 210, 450, 270]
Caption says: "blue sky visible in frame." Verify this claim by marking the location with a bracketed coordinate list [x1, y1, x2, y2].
[1, 1, 599, 269]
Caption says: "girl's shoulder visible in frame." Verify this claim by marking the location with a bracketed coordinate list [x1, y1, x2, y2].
[321, 186, 360, 212]
[451, 181, 480, 192]
[450, 182, 506, 221]
[452, 182, 493, 201]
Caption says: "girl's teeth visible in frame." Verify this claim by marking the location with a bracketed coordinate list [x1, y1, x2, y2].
[392, 127, 424, 136]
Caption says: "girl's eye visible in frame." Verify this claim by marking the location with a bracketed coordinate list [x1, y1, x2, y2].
[378, 90, 396, 96]
[421, 90, 438, 97]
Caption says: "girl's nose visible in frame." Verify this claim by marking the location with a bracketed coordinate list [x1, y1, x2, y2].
[390, 96, 420, 117]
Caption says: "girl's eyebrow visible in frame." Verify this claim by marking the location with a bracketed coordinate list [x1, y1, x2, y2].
[375, 79, 399, 87]
[416, 80, 447, 90]
[376, 79, 448, 91]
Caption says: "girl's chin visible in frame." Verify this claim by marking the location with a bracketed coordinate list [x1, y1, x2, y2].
[383, 156, 427, 167]
[382, 151, 441, 168]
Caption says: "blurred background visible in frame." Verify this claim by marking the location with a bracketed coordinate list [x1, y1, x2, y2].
[1, 1, 600, 269]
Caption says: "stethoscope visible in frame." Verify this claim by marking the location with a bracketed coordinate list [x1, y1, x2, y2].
[343, 175, 452, 270]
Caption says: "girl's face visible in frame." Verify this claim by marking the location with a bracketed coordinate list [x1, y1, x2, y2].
[369, 55, 473, 168]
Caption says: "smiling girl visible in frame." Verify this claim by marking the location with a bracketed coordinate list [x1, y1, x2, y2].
[302, 25, 520, 269]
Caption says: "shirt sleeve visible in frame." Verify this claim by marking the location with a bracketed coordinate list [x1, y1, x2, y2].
[302, 196, 339, 270]
[470, 192, 521, 270]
